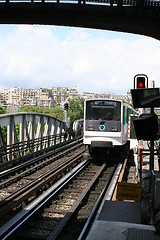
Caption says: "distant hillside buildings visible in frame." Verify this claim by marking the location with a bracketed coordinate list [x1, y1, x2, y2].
[82, 91, 132, 104]
[0, 86, 132, 112]
[0, 87, 79, 110]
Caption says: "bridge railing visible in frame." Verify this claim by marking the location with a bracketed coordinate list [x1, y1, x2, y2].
[0, 112, 75, 163]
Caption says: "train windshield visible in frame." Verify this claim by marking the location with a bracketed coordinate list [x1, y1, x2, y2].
[86, 100, 121, 121]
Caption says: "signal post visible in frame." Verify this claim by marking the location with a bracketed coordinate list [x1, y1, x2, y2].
[131, 74, 160, 224]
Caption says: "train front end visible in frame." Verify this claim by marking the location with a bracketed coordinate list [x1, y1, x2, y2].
[83, 99, 123, 159]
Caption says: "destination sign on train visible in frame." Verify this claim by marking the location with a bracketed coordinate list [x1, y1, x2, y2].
[131, 88, 160, 108]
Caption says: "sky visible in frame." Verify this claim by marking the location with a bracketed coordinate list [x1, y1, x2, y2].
[0, 24, 160, 94]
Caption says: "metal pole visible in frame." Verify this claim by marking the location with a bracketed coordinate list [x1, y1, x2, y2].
[64, 109, 68, 127]
[150, 170, 155, 224]
[150, 107, 154, 171]
[149, 107, 155, 224]
[150, 141, 154, 171]
[140, 149, 142, 183]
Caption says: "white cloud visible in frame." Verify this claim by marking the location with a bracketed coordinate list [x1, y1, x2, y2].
[0, 25, 160, 94]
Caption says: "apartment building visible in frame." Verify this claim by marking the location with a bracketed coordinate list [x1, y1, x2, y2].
[82, 92, 112, 100]
[0, 88, 8, 104]
[51, 87, 78, 105]
[35, 88, 53, 108]
[7, 87, 37, 106]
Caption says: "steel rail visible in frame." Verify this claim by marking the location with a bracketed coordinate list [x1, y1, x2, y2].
[0, 148, 85, 219]
[0, 160, 90, 240]
[0, 149, 130, 240]
[47, 158, 123, 240]
[0, 137, 82, 176]
[0, 142, 83, 189]
[47, 162, 107, 240]
[77, 160, 125, 239]
[0, 138, 83, 185]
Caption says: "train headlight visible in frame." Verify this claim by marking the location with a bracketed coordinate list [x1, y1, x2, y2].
[88, 125, 95, 131]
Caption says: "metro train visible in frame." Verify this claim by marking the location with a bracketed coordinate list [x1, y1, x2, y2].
[83, 98, 138, 159]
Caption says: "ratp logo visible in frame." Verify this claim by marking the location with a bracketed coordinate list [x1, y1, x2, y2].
[99, 124, 105, 131]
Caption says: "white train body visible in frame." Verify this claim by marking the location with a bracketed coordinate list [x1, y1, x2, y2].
[83, 99, 137, 152]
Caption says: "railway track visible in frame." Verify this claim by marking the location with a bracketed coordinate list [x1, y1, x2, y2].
[0, 154, 127, 240]
[0, 139, 84, 227]
[0, 138, 83, 188]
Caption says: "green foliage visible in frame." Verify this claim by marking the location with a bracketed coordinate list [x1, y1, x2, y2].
[20, 105, 65, 121]
[68, 98, 84, 127]
[0, 107, 7, 148]
[20, 99, 84, 126]
[15, 124, 20, 141]
[1, 126, 7, 145]
[0, 106, 7, 114]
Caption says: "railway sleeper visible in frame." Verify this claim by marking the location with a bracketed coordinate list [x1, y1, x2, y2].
[44, 208, 66, 214]
[53, 199, 76, 205]
[77, 176, 93, 180]
[58, 194, 79, 200]
[63, 188, 82, 193]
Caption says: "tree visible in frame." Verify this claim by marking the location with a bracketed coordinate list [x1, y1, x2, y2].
[50, 106, 65, 121]
[20, 105, 65, 121]
[20, 98, 85, 128]
[0, 107, 7, 147]
[68, 98, 84, 127]
[0, 106, 7, 114]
